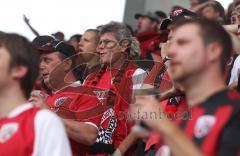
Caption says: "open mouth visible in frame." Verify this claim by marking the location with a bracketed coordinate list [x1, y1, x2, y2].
[137, 24, 141, 30]
[78, 48, 83, 52]
[99, 52, 107, 57]
[42, 73, 49, 79]
[232, 17, 237, 23]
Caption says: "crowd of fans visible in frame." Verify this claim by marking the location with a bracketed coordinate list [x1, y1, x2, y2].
[2, 0, 240, 155]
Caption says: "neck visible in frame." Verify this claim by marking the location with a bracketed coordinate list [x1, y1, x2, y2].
[0, 84, 27, 118]
[88, 55, 99, 69]
[182, 69, 226, 106]
[51, 72, 77, 92]
[107, 54, 126, 70]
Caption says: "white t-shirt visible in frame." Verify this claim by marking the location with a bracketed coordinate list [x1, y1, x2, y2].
[229, 55, 240, 85]
[8, 103, 72, 156]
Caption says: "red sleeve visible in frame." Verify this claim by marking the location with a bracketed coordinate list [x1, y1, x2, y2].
[68, 94, 103, 128]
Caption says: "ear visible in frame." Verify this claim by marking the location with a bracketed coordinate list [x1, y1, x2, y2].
[119, 39, 131, 53]
[215, 12, 220, 18]
[62, 58, 72, 72]
[151, 21, 158, 29]
[119, 45, 128, 53]
[10, 66, 28, 80]
[206, 42, 222, 63]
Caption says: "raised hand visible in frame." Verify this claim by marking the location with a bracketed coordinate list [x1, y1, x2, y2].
[23, 14, 30, 24]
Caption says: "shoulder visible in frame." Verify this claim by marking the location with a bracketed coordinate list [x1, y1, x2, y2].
[35, 109, 63, 127]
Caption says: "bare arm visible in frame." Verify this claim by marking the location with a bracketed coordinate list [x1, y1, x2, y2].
[23, 15, 40, 36]
[222, 24, 240, 54]
[223, 24, 238, 34]
[133, 95, 205, 156]
[63, 119, 98, 145]
[154, 116, 204, 156]
[115, 132, 139, 155]
[228, 32, 240, 54]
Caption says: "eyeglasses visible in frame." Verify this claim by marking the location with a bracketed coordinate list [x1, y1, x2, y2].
[98, 39, 117, 49]
[98, 38, 132, 49]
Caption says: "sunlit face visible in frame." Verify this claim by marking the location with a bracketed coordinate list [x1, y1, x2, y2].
[201, 5, 219, 20]
[98, 32, 123, 65]
[166, 24, 207, 82]
[78, 31, 98, 53]
[39, 52, 62, 86]
[136, 16, 156, 34]
[0, 47, 11, 90]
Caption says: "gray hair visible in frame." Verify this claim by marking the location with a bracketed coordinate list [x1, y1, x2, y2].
[99, 21, 141, 60]
[99, 21, 132, 41]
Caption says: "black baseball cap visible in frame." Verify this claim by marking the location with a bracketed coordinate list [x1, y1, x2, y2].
[32, 35, 76, 57]
[159, 8, 198, 30]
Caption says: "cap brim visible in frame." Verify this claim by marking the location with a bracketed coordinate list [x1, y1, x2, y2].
[37, 47, 56, 53]
[159, 18, 172, 30]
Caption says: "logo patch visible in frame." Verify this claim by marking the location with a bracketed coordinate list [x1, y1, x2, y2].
[54, 96, 68, 107]
[172, 9, 183, 16]
[0, 123, 19, 143]
[93, 90, 107, 100]
[194, 115, 216, 138]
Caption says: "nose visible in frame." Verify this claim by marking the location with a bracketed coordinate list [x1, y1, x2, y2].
[166, 41, 176, 59]
[78, 40, 83, 48]
[98, 41, 105, 50]
[39, 60, 46, 71]
[137, 17, 142, 24]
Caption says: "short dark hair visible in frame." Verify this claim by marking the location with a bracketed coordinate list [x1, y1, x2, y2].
[69, 34, 82, 43]
[155, 11, 167, 18]
[57, 52, 76, 70]
[0, 32, 40, 98]
[207, 1, 225, 20]
[175, 18, 232, 73]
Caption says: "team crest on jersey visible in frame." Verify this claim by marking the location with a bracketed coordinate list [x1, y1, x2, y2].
[54, 96, 68, 107]
[172, 9, 183, 16]
[93, 90, 106, 100]
[194, 115, 216, 138]
[0, 123, 19, 143]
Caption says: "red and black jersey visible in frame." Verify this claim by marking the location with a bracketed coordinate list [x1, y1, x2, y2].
[148, 89, 240, 156]
[136, 30, 164, 60]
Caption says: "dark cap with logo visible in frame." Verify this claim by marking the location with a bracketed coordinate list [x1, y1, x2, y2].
[32, 35, 76, 57]
[159, 8, 198, 30]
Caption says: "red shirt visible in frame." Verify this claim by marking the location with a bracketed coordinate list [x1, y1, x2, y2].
[0, 106, 39, 156]
[146, 90, 240, 156]
[45, 87, 103, 156]
[136, 30, 165, 59]
[84, 66, 147, 155]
